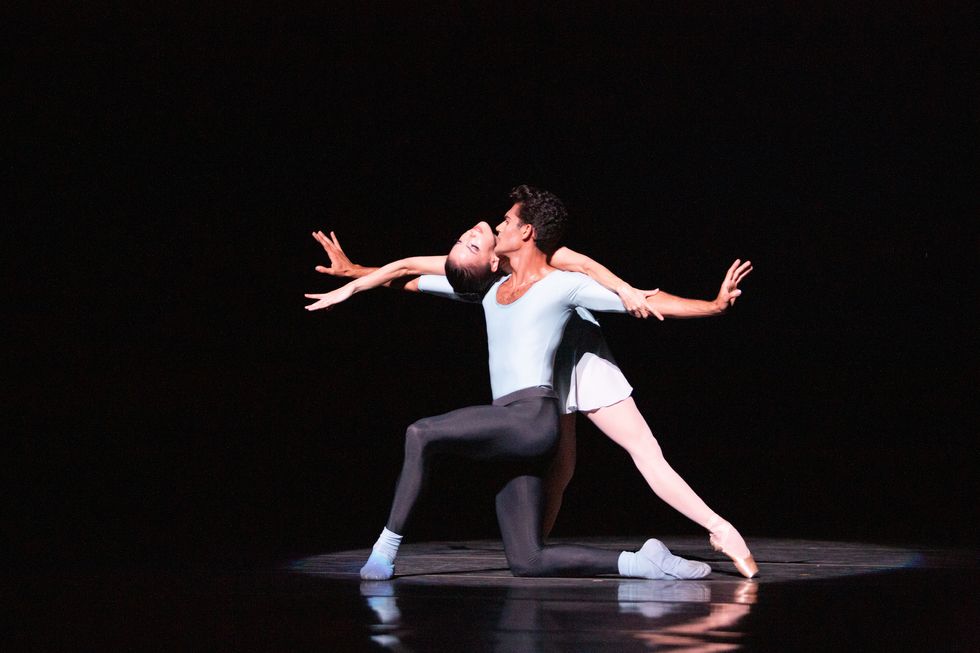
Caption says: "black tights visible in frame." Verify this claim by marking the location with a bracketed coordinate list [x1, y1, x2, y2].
[385, 387, 620, 577]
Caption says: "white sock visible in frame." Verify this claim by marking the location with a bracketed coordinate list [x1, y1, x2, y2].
[618, 539, 712, 580]
[374, 527, 403, 560]
[619, 550, 664, 579]
[360, 527, 403, 580]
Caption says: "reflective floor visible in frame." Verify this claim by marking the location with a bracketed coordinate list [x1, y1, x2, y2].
[13, 537, 980, 651]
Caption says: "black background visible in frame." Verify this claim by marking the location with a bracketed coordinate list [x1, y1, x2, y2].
[8, 4, 977, 570]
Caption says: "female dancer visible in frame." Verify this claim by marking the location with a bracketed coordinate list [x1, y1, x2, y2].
[308, 222, 757, 578]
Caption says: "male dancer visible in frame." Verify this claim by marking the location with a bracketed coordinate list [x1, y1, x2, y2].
[310, 186, 713, 581]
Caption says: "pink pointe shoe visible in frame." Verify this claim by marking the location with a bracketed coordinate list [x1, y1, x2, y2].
[709, 520, 758, 579]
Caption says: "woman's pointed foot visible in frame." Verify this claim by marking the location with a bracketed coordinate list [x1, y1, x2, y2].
[709, 520, 758, 579]
[727, 553, 759, 579]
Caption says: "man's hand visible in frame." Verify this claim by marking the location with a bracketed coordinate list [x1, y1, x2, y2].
[312, 230, 359, 277]
[714, 259, 753, 312]
[304, 285, 355, 312]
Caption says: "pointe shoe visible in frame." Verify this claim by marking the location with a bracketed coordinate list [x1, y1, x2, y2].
[709, 521, 759, 579]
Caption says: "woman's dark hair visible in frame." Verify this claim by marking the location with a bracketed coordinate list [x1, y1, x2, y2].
[444, 257, 500, 298]
[509, 185, 568, 255]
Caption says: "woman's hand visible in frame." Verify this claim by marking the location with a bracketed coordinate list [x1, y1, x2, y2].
[312, 230, 359, 277]
[304, 284, 355, 312]
[640, 289, 666, 321]
[619, 284, 663, 320]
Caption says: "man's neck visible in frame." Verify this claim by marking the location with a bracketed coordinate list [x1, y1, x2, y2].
[505, 245, 553, 284]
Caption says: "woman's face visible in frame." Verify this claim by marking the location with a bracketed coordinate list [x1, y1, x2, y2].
[447, 221, 497, 270]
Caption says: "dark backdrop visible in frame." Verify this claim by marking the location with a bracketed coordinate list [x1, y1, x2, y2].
[8, 4, 976, 569]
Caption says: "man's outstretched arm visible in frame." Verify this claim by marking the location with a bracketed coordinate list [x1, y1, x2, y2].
[643, 259, 753, 318]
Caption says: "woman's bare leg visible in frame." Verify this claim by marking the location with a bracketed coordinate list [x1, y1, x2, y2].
[586, 397, 718, 527]
[586, 397, 756, 576]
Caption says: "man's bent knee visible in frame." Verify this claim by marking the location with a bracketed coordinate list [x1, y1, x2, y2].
[508, 553, 548, 577]
[403, 419, 435, 457]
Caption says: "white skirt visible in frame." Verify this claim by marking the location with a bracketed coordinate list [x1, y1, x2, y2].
[554, 308, 633, 415]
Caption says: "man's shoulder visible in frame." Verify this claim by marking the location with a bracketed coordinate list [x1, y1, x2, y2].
[529, 270, 597, 302]
[546, 269, 592, 287]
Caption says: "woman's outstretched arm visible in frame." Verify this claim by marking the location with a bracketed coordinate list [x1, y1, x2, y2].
[304, 255, 447, 311]
[550, 247, 663, 320]
[315, 231, 656, 317]
[312, 230, 374, 278]
[312, 229, 448, 280]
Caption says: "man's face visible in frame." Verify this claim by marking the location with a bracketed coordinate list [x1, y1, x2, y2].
[447, 220, 497, 270]
[494, 203, 529, 255]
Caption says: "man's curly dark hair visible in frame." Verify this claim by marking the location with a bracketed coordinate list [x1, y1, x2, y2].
[509, 185, 568, 256]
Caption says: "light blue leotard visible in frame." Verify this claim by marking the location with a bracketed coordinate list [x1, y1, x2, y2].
[418, 270, 628, 399]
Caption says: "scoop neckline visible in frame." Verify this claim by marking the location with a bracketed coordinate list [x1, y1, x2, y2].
[492, 270, 560, 307]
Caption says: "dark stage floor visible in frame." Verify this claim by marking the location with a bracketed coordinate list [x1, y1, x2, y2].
[13, 537, 979, 651]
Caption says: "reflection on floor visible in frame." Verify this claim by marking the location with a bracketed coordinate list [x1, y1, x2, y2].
[357, 577, 757, 652]
[284, 537, 978, 652]
[12, 537, 979, 651]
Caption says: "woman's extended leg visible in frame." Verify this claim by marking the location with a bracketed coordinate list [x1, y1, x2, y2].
[586, 397, 717, 528]
[586, 397, 757, 578]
